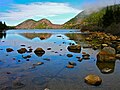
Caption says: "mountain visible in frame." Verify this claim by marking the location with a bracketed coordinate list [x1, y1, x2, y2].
[81, 4, 120, 35]
[63, 11, 88, 29]
[64, 4, 120, 35]
[16, 18, 62, 29]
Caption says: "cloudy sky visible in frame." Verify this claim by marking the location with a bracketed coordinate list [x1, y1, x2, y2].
[0, 0, 119, 26]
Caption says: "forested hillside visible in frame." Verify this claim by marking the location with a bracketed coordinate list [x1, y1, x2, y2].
[64, 4, 120, 35]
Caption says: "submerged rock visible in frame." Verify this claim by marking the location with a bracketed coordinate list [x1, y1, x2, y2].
[67, 54, 73, 57]
[12, 79, 25, 89]
[1, 86, 12, 90]
[66, 65, 74, 68]
[82, 54, 90, 59]
[17, 48, 27, 54]
[32, 77, 48, 85]
[34, 48, 45, 57]
[67, 45, 81, 53]
[68, 62, 76, 66]
[6, 48, 14, 52]
[22, 55, 31, 59]
[78, 58, 83, 62]
[27, 48, 33, 53]
[33, 62, 44, 67]
[43, 58, 50, 61]
[20, 45, 25, 46]
[47, 48, 51, 50]
[96, 61, 115, 74]
[101, 68, 113, 74]
[84, 74, 102, 86]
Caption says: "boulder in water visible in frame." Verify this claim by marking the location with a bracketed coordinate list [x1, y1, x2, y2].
[34, 48, 45, 57]
[84, 74, 102, 86]
[67, 45, 81, 53]
[17, 48, 27, 54]
[6, 48, 14, 52]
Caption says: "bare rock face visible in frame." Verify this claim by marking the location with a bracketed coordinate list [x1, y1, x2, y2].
[34, 48, 45, 57]
[97, 47, 116, 62]
[6, 48, 14, 52]
[84, 74, 102, 86]
[17, 48, 27, 54]
[16, 19, 36, 29]
[67, 45, 81, 53]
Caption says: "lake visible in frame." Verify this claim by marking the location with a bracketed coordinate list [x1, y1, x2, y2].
[0, 29, 120, 90]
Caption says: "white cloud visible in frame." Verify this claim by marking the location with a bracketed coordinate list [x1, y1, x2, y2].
[82, 0, 120, 14]
[0, 2, 81, 25]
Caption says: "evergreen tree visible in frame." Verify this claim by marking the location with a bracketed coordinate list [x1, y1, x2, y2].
[102, 6, 114, 28]
[0, 21, 8, 31]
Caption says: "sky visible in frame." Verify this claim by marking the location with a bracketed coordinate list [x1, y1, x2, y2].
[0, 0, 119, 26]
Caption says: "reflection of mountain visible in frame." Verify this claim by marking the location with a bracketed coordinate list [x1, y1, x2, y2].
[63, 11, 87, 28]
[21, 33, 52, 40]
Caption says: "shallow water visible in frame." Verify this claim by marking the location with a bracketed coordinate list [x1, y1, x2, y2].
[0, 29, 120, 90]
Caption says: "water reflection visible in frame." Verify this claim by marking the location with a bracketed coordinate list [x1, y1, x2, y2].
[0, 31, 6, 39]
[21, 33, 52, 40]
[20, 33, 77, 45]
[96, 61, 115, 74]
[1, 29, 120, 89]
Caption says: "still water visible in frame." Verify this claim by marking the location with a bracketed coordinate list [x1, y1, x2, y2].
[0, 29, 120, 90]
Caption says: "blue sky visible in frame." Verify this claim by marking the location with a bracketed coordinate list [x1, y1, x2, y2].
[0, 0, 118, 25]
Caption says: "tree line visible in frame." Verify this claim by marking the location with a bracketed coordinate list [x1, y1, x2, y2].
[0, 21, 8, 31]
[100, 4, 120, 28]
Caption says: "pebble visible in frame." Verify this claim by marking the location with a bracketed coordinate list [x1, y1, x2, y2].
[47, 48, 51, 50]
[66, 65, 74, 68]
